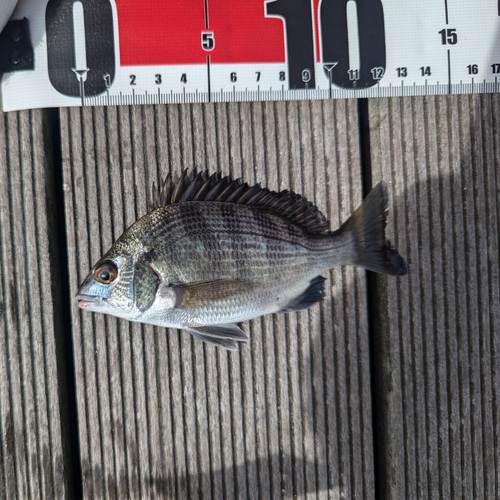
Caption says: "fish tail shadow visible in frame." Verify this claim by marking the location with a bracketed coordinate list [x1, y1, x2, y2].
[336, 181, 408, 276]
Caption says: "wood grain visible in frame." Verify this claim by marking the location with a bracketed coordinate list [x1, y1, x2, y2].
[60, 100, 375, 499]
[2, 95, 497, 499]
[368, 95, 500, 499]
[0, 110, 70, 498]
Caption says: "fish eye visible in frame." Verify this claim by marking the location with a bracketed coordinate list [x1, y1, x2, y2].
[94, 262, 118, 284]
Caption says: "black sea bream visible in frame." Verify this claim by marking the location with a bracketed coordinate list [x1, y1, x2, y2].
[77, 171, 407, 350]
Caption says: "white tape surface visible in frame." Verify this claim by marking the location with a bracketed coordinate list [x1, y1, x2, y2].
[2, 0, 500, 111]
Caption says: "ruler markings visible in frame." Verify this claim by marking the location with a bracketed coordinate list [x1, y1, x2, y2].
[204, 0, 210, 29]
[448, 50, 451, 94]
[207, 56, 212, 102]
[2, 0, 500, 110]
[81, 83, 500, 107]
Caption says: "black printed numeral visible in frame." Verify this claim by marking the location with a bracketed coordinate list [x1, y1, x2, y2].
[438, 28, 457, 45]
[396, 67, 407, 77]
[371, 67, 384, 80]
[130, 75, 136, 85]
[348, 69, 359, 81]
[265, 0, 386, 90]
[320, 0, 385, 88]
[202, 32, 214, 51]
[266, 0, 316, 89]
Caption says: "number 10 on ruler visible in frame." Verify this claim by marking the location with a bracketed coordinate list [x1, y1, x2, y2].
[265, 0, 386, 89]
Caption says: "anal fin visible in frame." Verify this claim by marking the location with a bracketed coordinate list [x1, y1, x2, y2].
[186, 324, 249, 351]
[278, 276, 326, 313]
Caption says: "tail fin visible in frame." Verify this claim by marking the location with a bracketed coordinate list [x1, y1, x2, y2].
[339, 181, 407, 276]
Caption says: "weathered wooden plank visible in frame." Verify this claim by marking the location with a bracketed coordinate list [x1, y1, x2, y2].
[0, 109, 70, 498]
[368, 95, 500, 499]
[60, 100, 375, 499]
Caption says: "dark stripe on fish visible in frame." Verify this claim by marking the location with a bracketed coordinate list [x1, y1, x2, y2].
[226, 203, 246, 279]
[158, 203, 329, 252]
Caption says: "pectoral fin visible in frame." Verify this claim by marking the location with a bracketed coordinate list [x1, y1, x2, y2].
[186, 324, 249, 351]
[171, 279, 254, 309]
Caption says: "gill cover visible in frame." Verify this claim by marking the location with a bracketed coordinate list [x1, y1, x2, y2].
[133, 254, 160, 311]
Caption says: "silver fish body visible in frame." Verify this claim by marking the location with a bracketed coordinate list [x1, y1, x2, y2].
[77, 171, 407, 350]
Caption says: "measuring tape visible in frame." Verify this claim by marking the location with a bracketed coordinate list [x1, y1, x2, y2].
[2, 0, 500, 111]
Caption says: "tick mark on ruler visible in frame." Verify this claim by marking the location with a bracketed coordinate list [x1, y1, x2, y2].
[207, 56, 211, 102]
[447, 50, 451, 94]
[204, 0, 210, 29]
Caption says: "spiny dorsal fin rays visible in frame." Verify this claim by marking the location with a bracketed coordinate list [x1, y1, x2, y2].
[215, 178, 244, 201]
[205, 175, 231, 201]
[179, 171, 209, 202]
[149, 173, 174, 211]
[150, 169, 330, 235]
[224, 181, 249, 202]
[170, 170, 191, 204]
[192, 172, 221, 201]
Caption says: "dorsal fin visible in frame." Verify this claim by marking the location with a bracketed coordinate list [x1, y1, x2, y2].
[150, 170, 330, 235]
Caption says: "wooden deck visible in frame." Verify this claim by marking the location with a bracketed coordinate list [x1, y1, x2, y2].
[0, 96, 498, 499]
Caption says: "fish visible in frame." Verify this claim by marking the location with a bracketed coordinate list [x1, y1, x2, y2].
[76, 170, 407, 350]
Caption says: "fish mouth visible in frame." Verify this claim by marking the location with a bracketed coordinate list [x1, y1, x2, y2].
[75, 293, 102, 309]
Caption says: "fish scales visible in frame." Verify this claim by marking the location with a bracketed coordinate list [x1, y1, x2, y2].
[77, 170, 407, 350]
[114, 202, 335, 326]
[132, 202, 336, 281]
